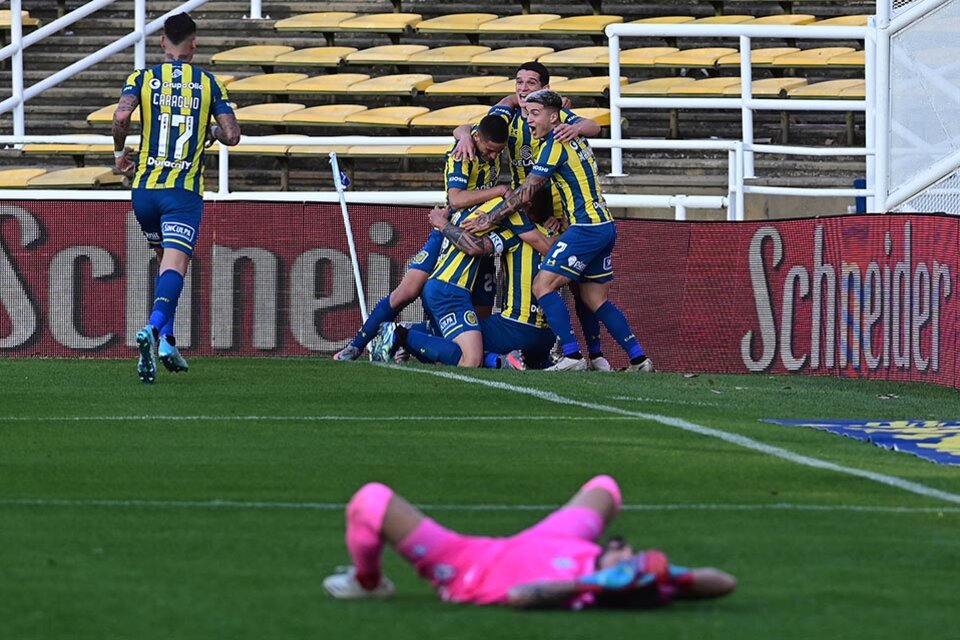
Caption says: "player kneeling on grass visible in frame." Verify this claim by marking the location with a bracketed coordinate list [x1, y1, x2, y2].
[323, 475, 735, 610]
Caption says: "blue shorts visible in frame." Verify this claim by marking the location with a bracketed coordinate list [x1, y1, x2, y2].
[132, 187, 203, 257]
[540, 223, 615, 283]
[481, 315, 555, 364]
[422, 279, 481, 340]
[407, 229, 444, 273]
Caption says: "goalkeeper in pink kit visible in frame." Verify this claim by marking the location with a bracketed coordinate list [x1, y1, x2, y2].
[323, 475, 735, 609]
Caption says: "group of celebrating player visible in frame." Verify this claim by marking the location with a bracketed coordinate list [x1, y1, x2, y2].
[333, 61, 654, 373]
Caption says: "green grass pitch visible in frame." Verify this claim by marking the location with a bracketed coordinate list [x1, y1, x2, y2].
[1, 358, 957, 639]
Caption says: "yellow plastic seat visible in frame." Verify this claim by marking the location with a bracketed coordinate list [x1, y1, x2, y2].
[621, 77, 696, 96]
[336, 13, 423, 33]
[424, 75, 510, 96]
[628, 16, 695, 24]
[274, 12, 356, 32]
[410, 105, 490, 127]
[408, 45, 491, 65]
[668, 77, 743, 96]
[345, 106, 431, 126]
[234, 103, 306, 124]
[27, 167, 124, 188]
[211, 45, 294, 66]
[226, 73, 308, 94]
[282, 104, 369, 126]
[722, 78, 809, 97]
[471, 47, 554, 66]
[717, 47, 800, 67]
[620, 47, 680, 67]
[540, 15, 624, 34]
[788, 79, 865, 99]
[215, 74, 236, 87]
[0, 168, 47, 187]
[23, 144, 100, 156]
[654, 47, 738, 67]
[571, 108, 612, 127]
[274, 47, 358, 67]
[693, 15, 755, 24]
[345, 45, 429, 64]
[87, 104, 140, 124]
[415, 13, 498, 34]
[285, 73, 370, 94]
[770, 47, 856, 68]
[287, 145, 353, 157]
[347, 74, 434, 95]
[749, 15, 816, 26]
[478, 14, 562, 33]
[0, 10, 40, 28]
[812, 15, 870, 27]
[827, 50, 866, 67]
[344, 145, 413, 157]
[407, 145, 451, 157]
[539, 46, 609, 67]
[210, 143, 291, 155]
[552, 76, 626, 97]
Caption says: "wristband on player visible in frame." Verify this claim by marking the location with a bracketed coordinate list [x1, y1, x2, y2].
[114, 149, 127, 159]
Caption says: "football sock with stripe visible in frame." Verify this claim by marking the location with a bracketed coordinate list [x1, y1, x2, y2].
[538, 291, 581, 357]
[350, 296, 398, 350]
[148, 269, 184, 333]
[405, 328, 463, 366]
[595, 300, 645, 361]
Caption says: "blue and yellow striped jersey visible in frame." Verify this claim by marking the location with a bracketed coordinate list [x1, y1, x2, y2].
[430, 198, 530, 291]
[530, 134, 612, 226]
[499, 224, 554, 328]
[121, 62, 234, 194]
[444, 127, 501, 203]
[488, 105, 580, 188]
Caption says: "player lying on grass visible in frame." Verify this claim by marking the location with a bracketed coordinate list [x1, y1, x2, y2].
[323, 475, 735, 609]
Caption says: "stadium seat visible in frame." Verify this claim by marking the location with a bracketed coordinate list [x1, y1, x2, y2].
[0, 10, 40, 28]
[552, 76, 626, 97]
[226, 73, 308, 95]
[408, 45, 492, 66]
[282, 104, 369, 126]
[748, 14, 816, 25]
[827, 50, 866, 68]
[693, 15, 755, 24]
[540, 15, 624, 43]
[811, 15, 870, 26]
[344, 145, 414, 157]
[345, 44, 430, 65]
[788, 79, 865, 99]
[273, 47, 359, 68]
[539, 46, 609, 67]
[722, 77, 809, 96]
[654, 47, 738, 68]
[0, 168, 48, 188]
[211, 45, 294, 69]
[273, 11, 357, 44]
[335, 13, 423, 44]
[209, 142, 293, 156]
[406, 144, 452, 157]
[620, 77, 697, 95]
[86, 104, 139, 124]
[234, 103, 306, 125]
[410, 105, 491, 127]
[27, 167, 124, 188]
[620, 47, 680, 67]
[628, 16, 696, 24]
[769, 47, 857, 68]
[424, 76, 511, 96]
[470, 46, 555, 66]
[287, 144, 353, 157]
[716, 47, 801, 67]
[345, 106, 431, 126]
[478, 14, 562, 34]
[285, 74, 370, 95]
[571, 107, 612, 127]
[668, 77, 742, 96]
[415, 13, 498, 43]
[347, 74, 434, 96]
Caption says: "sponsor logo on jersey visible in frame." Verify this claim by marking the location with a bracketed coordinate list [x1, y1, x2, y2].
[448, 175, 468, 187]
[567, 255, 586, 272]
[162, 221, 196, 242]
[147, 156, 193, 171]
[439, 313, 456, 331]
[411, 250, 429, 265]
[144, 231, 161, 243]
[603, 256, 613, 271]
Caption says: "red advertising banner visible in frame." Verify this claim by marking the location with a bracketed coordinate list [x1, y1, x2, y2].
[2, 202, 958, 389]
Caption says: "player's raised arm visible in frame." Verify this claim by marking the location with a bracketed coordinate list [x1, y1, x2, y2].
[112, 80, 140, 175]
[209, 111, 241, 146]
[428, 205, 506, 257]
[462, 173, 549, 233]
[553, 117, 600, 143]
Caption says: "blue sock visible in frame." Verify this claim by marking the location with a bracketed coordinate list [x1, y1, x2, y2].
[406, 329, 462, 366]
[595, 301, 645, 360]
[160, 313, 175, 341]
[148, 270, 184, 332]
[351, 295, 398, 350]
[483, 352, 501, 368]
[538, 291, 580, 357]
[574, 298, 603, 357]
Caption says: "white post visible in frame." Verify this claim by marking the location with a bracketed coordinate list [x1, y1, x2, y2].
[727, 148, 737, 219]
[739, 35, 755, 178]
[607, 32, 626, 177]
[734, 142, 745, 220]
[865, 18, 877, 212]
[134, 0, 146, 69]
[218, 144, 229, 194]
[875, 21, 891, 211]
[247, 0, 263, 20]
[330, 152, 369, 321]
[674, 196, 687, 221]
[11, 0, 24, 137]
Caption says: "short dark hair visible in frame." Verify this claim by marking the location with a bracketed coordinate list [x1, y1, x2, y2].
[525, 186, 555, 224]
[517, 61, 549, 86]
[525, 89, 563, 111]
[476, 115, 508, 144]
[164, 13, 196, 45]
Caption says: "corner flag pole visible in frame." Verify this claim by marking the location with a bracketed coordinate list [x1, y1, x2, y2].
[329, 152, 368, 321]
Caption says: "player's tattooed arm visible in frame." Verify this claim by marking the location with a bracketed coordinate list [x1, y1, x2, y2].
[507, 581, 578, 609]
[430, 205, 496, 257]
[209, 112, 241, 146]
[112, 94, 139, 174]
[463, 174, 549, 233]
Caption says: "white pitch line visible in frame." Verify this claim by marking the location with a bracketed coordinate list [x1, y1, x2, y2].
[395, 366, 960, 506]
[0, 497, 956, 514]
[609, 396, 720, 407]
[0, 415, 627, 423]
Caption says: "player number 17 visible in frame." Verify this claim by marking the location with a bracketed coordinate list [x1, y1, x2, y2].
[156, 112, 195, 161]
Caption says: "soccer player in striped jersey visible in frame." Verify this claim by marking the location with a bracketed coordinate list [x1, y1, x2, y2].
[452, 62, 613, 371]
[334, 116, 509, 362]
[113, 13, 239, 383]
[463, 90, 653, 373]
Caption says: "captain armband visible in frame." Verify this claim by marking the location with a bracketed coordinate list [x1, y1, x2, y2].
[486, 232, 505, 255]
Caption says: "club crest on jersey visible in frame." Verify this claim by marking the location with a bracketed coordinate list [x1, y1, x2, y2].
[464, 311, 479, 326]
[162, 222, 196, 242]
